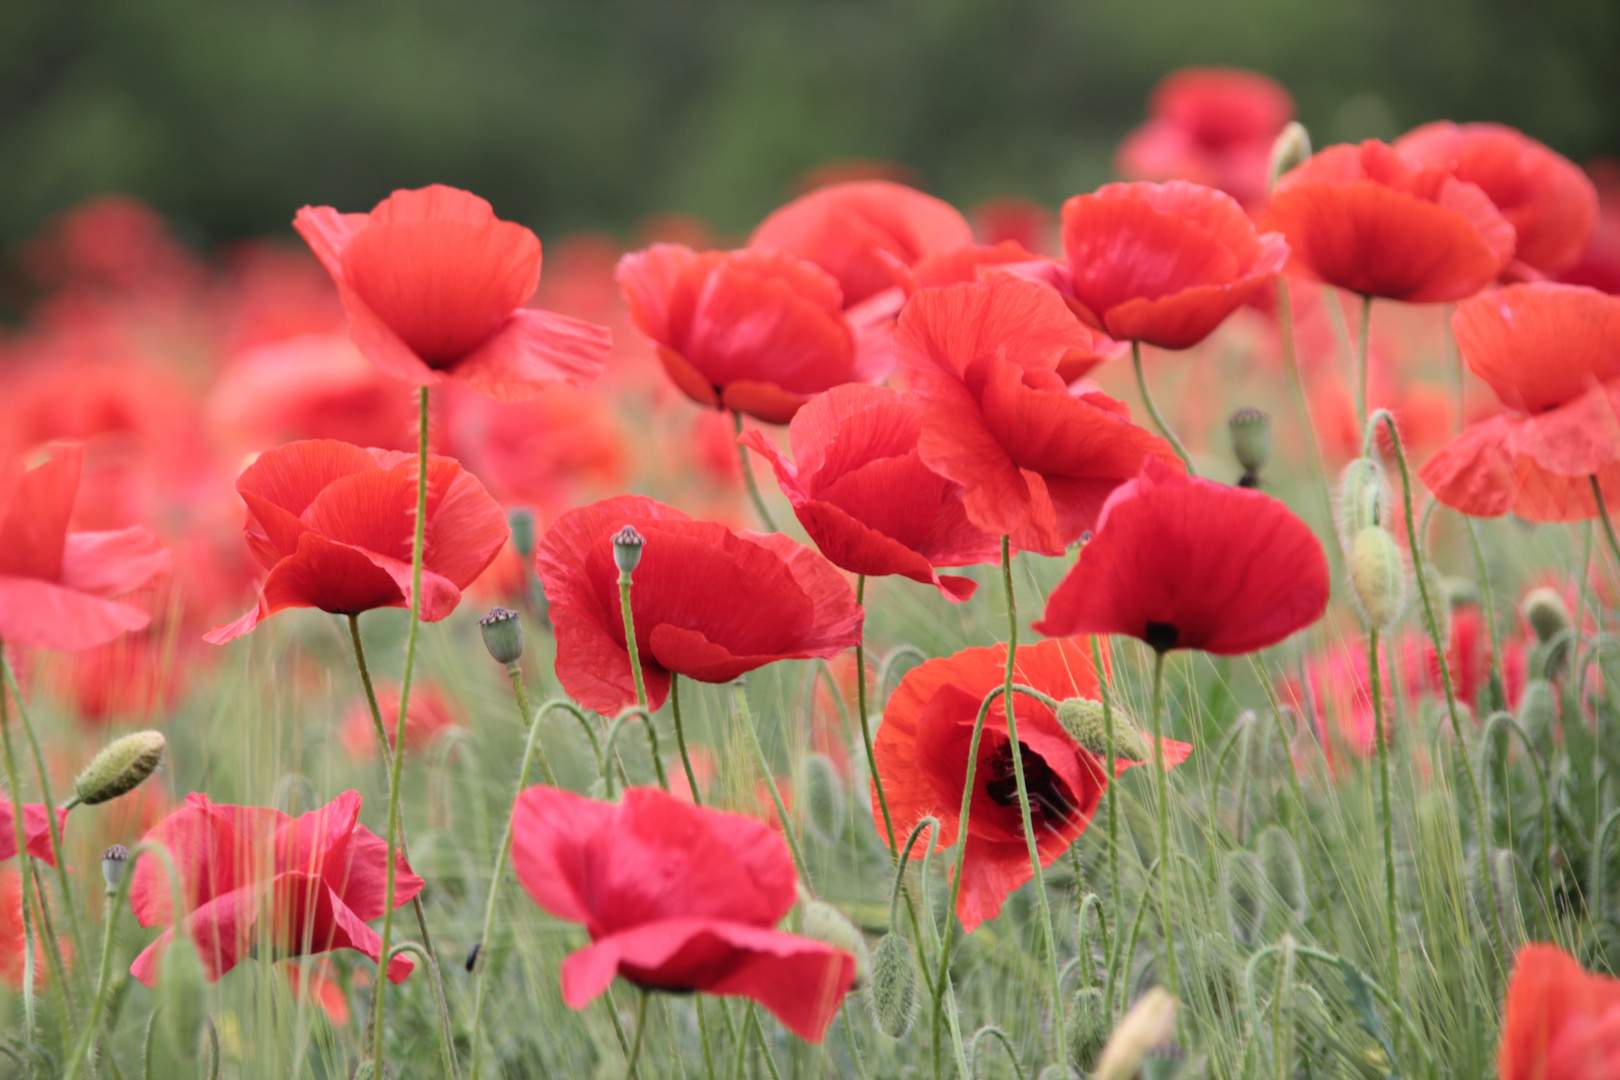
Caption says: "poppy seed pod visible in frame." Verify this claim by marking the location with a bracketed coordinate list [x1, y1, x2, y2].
[1069, 985, 1109, 1072]
[1337, 458, 1390, 544]
[799, 900, 870, 989]
[1268, 121, 1312, 189]
[1521, 587, 1572, 645]
[1055, 698, 1152, 763]
[1096, 987, 1178, 1080]
[801, 753, 844, 843]
[612, 525, 645, 574]
[507, 508, 537, 561]
[1228, 407, 1270, 486]
[1349, 526, 1407, 629]
[101, 844, 130, 893]
[75, 730, 165, 806]
[478, 607, 525, 666]
[869, 933, 918, 1038]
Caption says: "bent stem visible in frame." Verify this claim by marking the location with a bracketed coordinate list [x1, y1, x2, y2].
[733, 411, 779, 532]
[389, 942, 457, 1080]
[855, 576, 898, 854]
[1147, 649, 1181, 1002]
[734, 681, 811, 888]
[1368, 627, 1401, 1047]
[1132, 342, 1195, 475]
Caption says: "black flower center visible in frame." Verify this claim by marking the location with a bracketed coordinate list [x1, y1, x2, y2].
[983, 740, 1076, 828]
[1144, 621, 1179, 653]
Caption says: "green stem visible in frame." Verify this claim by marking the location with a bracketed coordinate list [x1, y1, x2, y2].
[1368, 627, 1401, 1037]
[1088, 635, 1122, 963]
[855, 576, 898, 855]
[388, 942, 458, 1080]
[1132, 342, 1194, 474]
[671, 675, 702, 804]
[620, 570, 649, 712]
[1593, 476, 1620, 570]
[1277, 278, 1338, 579]
[624, 990, 650, 1080]
[733, 411, 779, 532]
[1147, 650, 1181, 1001]
[888, 817, 940, 930]
[1481, 712, 1555, 928]
[1355, 294, 1373, 433]
[506, 664, 557, 787]
[62, 846, 143, 1080]
[735, 681, 811, 888]
[1464, 518, 1507, 711]
[0, 669, 37, 1043]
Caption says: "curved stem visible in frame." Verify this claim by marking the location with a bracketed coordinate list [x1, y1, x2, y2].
[1132, 342, 1194, 474]
[1369, 627, 1401, 1039]
[1355, 294, 1373, 433]
[854, 576, 898, 855]
[670, 675, 702, 805]
[735, 681, 811, 888]
[888, 817, 940, 930]
[623, 990, 650, 1080]
[1593, 476, 1620, 570]
[1147, 649, 1181, 1001]
[389, 942, 457, 1080]
[733, 411, 779, 532]
[506, 662, 557, 787]
[1481, 712, 1555, 928]
[969, 1025, 1028, 1080]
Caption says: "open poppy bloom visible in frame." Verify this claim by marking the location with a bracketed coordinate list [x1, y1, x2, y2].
[205, 439, 509, 644]
[294, 185, 612, 402]
[873, 638, 1190, 931]
[536, 495, 863, 714]
[1116, 67, 1295, 213]
[615, 244, 859, 424]
[895, 278, 1183, 555]
[1420, 283, 1620, 521]
[509, 785, 856, 1042]
[1034, 458, 1329, 654]
[1499, 943, 1620, 1079]
[739, 384, 998, 601]
[1396, 121, 1599, 281]
[128, 790, 421, 986]
[0, 442, 171, 652]
[1265, 140, 1516, 302]
[0, 802, 66, 864]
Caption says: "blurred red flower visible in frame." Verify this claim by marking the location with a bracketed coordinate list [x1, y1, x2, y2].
[0, 867, 70, 989]
[1420, 283, 1620, 521]
[535, 495, 862, 714]
[339, 680, 461, 760]
[284, 959, 351, 1026]
[0, 443, 171, 652]
[1558, 161, 1620, 295]
[740, 384, 998, 601]
[971, 196, 1057, 254]
[46, 633, 189, 727]
[509, 785, 855, 1042]
[1035, 458, 1329, 654]
[129, 790, 421, 986]
[295, 185, 611, 402]
[1499, 943, 1620, 1080]
[895, 278, 1181, 555]
[1265, 140, 1515, 302]
[206, 440, 508, 643]
[0, 802, 65, 864]
[1058, 181, 1288, 349]
[874, 638, 1189, 931]
[1396, 121, 1599, 281]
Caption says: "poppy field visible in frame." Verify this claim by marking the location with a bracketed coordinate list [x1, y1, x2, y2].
[5, 65, 1620, 1079]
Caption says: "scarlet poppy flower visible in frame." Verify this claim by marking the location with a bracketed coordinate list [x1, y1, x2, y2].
[509, 784, 856, 1042]
[1499, 943, 1620, 1079]
[1265, 140, 1516, 302]
[895, 278, 1183, 555]
[1057, 181, 1289, 349]
[129, 790, 421, 986]
[206, 439, 509, 643]
[1559, 161, 1620, 295]
[339, 680, 460, 760]
[1396, 122, 1599, 281]
[616, 244, 858, 423]
[0, 802, 65, 864]
[536, 495, 862, 714]
[0, 866, 70, 989]
[0, 443, 170, 652]
[1420, 283, 1620, 521]
[1116, 67, 1295, 212]
[294, 185, 612, 402]
[1034, 458, 1329, 654]
[738, 385, 998, 601]
[874, 638, 1190, 931]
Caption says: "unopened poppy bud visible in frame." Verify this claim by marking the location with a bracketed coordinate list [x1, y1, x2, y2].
[159, 935, 209, 1060]
[101, 845, 130, 893]
[1056, 698, 1151, 763]
[799, 899, 871, 989]
[1337, 458, 1390, 542]
[1349, 526, 1406, 629]
[1517, 679, 1557, 758]
[1521, 587, 1572, 644]
[479, 607, 525, 665]
[507, 507, 537, 561]
[1443, 575, 1479, 609]
[612, 525, 645, 575]
[1257, 825, 1308, 922]
[1223, 849, 1268, 948]
[1228, 407, 1270, 486]
[75, 730, 165, 806]
[1268, 121, 1312, 189]
[1068, 986, 1109, 1072]
[869, 933, 917, 1038]
[801, 753, 844, 843]
[1095, 987, 1178, 1080]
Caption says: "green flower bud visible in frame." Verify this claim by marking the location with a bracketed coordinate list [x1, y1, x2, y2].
[1222, 849, 1268, 948]
[799, 900, 871, 989]
[1228, 407, 1270, 486]
[1268, 121, 1312, 189]
[478, 606, 525, 665]
[1056, 698, 1152, 763]
[158, 935, 209, 1060]
[869, 933, 917, 1038]
[1529, 632, 1572, 684]
[801, 753, 844, 843]
[1522, 587, 1572, 645]
[101, 845, 130, 894]
[1337, 458, 1390, 544]
[507, 507, 537, 561]
[1350, 526, 1406, 629]
[1096, 988, 1177, 1080]
[1257, 826, 1308, 922]
[612, 525, 645, 574]
[1068, 986, 1109, 1072]
[1442, 575, 1480, 609]
[75, 730, 165, 806]
[1517, 679, 1557, 759]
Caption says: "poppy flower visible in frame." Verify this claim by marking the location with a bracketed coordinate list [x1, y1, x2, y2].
[1034, 458, 1329, 654]
[509, 784, 856, 1042]
[339, 680, 461, 760]
[206, 439, 509, 643]
[0, 442, 171, 652]
[536, 495, 862, 715]
[1499, 943, 1620, 1080]
[616, 244, 858, 423]
[0, 866, 69, 990]
[970, 197, 1056, 254]
[0, 802, 66, 864]
[1420, 283, 1620, 521]
[894, 278, 1183, 555]
[1055, 181, 1288, 350]
[294, 185, 612, 402]
[128, 790, 421, 986]
[1396, 121, 1599, 280]
[738, 384, 999, 601]
[873, 638, 1190, 931]
[1558, 161, 1620, 295]
[1265, 140, 1516, 302]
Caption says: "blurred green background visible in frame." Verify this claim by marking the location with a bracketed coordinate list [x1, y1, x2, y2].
[1, 0, 1615, 251]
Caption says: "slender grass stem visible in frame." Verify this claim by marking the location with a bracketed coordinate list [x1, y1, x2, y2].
[1593, 476, 1620, 570]
[733, 411, 779, 532]
[1132, 342, 1194, 474]
[1088, 635, 1122, 949]
[1463, 517, 1507, 710]
[1277, 277, 1342, 583]
[1368, 627, 1401, 1044]
[1146, 649, 1181, 1001]
[624, 990, 650, 1080]
[735, 681, 811, 888]
[1355, 294, 1373, 433]
[670, 675, 702, 804]
[0, 660, 38, 1043]
[855, 576, 898, 855]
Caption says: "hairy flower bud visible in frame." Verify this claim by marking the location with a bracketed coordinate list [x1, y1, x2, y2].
[101, 845, 130, 893]
[1222, 849, 1268, 948]
[507, 507, 537, 561]
[1228, 407, 1271, 486]
[612, 525, 645, 574]
[869, 933, 918, 1038]
[1517, 679, 1557, 759]
[158, 936, 209, 1060]
[801, 753, 844, 843]
[75, 730, 165, 806]
[1069, 986, 1109, 1072]
[1096, 988, 1178, 1080]
[479, 606, 525, 665]
[1268, 121, 1312, 189]
[799, 899, 871, 989]
[1350, 526, 1406, 629]
[1056, 698, 1151, 763]
[1257, 825, 1308, 922]
[1337, 458, 1389, 544]
[1521, 587, 1572, 645]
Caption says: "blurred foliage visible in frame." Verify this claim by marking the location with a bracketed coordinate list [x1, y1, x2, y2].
[0, 0, 1615, 251]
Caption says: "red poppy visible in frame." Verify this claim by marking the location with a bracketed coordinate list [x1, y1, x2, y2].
[1034, 458, 1329, 654]
[971, 197, 1057, 254]
[0, 443, 170, 652]
[739, 384, 998, 601]
[1499, 943, 1620, 1080]
[509, 785, 855, 1042]
[536, 495, 862, 714]
[1396, 122, 1599, 281]
[206, 439, 509, 643]
[294, 185, 612, 402]
[616, 244, 858, 423]
[1420, 284, 1620, 521]
[1265, 140, 1516, 302]
[339, 680, 461, 760]
[1558, 161, 1620, 295]
[894, 278, 1183, 555]
[0, 867, 70, 990]
[874, 639, 1190, 931]
[1116, 68, 1295, 212]
[46, 633, 188, 726]
[1057, 181, 1288, 349]
[0, 802, 65, 864]
[128, 790, 421, 986]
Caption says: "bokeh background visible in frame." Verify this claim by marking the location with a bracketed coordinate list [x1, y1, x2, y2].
[2, 0, 1616, 271]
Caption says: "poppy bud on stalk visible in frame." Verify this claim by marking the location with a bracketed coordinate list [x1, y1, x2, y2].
[1268, 121, 1312, 189]
[799, 899, 871, 989]
[479, 607, 525, 666]
[1055, 698, 1151, 763]
[1517, 679, 1557, 758]
[507, 508, 537, 562]
[1521, 587, 1572, 644]
[802, 753, 844, 843]
[612, 525, 645, 575]
[869, 933, 918, 1038]
[101, 844, 130, 894]
[1258, 826, 1308, 922]
[1337, 458, 1390, 545]
[1228, 407, 1270, 488]
[1068, 986, 1109, 1072]
[1349, 526, 1406, 629]
[1222, 849, 1268, 948]
[75, 730, 166, 806]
